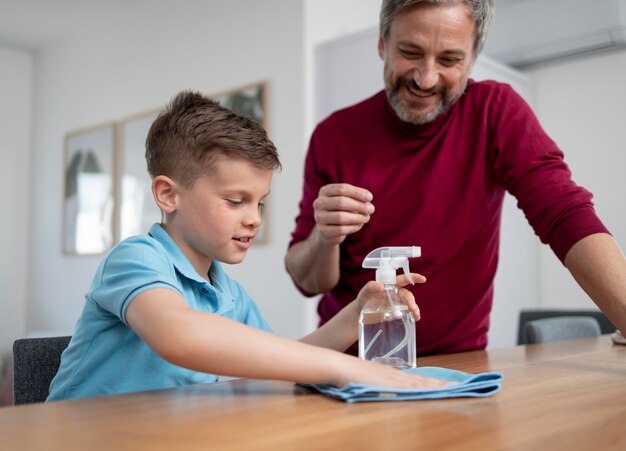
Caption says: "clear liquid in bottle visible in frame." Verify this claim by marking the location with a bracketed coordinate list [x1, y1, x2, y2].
[358, 304, 416, 369]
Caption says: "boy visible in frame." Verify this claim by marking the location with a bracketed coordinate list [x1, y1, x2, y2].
[48, 91, 446, 401]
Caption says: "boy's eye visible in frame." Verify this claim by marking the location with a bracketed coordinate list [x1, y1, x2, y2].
[226, 199, 243, 206]
[258, 202, 266, 211]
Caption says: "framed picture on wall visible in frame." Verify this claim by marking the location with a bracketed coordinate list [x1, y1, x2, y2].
[62, 124, 115, 255]
[215, 81, 268, 127]
[117, 110, 161, 242]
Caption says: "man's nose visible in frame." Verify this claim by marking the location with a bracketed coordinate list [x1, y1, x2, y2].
[412, 60, 439, 91]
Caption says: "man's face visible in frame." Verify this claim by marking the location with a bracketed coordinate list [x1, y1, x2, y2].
[379, 2, 475, 124]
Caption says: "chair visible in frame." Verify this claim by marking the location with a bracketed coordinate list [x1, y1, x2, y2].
[12, 336, 71, 405]
[517, 309, 615, 345]
[523, 316, 601, 344]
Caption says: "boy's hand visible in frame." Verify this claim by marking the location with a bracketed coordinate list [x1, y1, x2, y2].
[335, 354, 452, 389]
[352, 273, 426, 321]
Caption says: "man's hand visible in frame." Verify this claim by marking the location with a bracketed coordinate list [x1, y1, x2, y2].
[313, 183, 375, 244]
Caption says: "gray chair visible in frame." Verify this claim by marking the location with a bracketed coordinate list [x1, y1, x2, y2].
[12, 336, 71, 405]
[517, 309, 615, 345]
[523, 316, 601, 344]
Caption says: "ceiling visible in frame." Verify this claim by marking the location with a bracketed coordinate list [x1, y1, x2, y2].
[0, 0, 148, 51]
[1, 0, 521, 53]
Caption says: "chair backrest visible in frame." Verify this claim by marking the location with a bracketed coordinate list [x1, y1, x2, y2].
[517, 309, 615, 345]
[524, 316, 601, 344]
[12, 336, 71, 405]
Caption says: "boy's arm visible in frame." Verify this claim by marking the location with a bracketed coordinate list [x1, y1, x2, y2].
[285, 227, 342, 294]
[126, 286, 443, 389]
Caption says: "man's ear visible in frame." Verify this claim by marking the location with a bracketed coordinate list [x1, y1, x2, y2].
[378, 34, 385, 60]
[152, 175, 178, 213]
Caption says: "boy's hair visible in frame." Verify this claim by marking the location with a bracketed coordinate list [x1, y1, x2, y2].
[146, 90, 281, 187]
[379, 0, 494, 57]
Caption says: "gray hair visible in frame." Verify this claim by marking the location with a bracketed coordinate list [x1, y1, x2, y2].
[379, 0, 494, 56]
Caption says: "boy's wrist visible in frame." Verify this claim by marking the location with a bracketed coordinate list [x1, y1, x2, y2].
[344, 301, 360, 338]
[344, 299, 360, 324]
[327, 300, 359, 344]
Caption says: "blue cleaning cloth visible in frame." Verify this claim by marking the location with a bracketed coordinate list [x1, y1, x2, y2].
[299, 366, 503, 403]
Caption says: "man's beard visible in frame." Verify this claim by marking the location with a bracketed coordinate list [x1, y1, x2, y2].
[385, 74, 468, 125]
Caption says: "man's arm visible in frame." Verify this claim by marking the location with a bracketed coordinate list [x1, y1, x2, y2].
[564, 232, 626, 335]
[285, 183, 374, 294]
[126, 287, 447, 389]
[285, 226, 341, 293]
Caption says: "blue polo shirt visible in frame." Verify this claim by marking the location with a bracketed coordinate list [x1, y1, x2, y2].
[48, 223, 271, 401]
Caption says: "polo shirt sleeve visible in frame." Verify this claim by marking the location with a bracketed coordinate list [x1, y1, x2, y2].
[88, 237, 183, 326]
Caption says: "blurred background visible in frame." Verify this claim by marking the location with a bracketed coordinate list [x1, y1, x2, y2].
[1, 0, 625, 386]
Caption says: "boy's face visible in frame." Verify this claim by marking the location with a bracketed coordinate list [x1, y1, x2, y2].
[165, 155, 272, 274]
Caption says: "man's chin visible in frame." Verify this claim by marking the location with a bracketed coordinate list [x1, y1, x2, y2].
[396, 103, 442, 125]
[388, 93, 436, 124]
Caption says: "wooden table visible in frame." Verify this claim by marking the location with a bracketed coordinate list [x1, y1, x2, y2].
[1, 335, 624, 450]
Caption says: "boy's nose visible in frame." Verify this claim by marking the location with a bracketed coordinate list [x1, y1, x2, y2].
[244, 208, 262, 229]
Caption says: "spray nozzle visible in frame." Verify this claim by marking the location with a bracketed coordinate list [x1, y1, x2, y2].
[362, 246, 421, 285]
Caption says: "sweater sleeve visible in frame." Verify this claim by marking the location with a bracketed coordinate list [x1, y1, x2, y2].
[489, 84, 609, 263]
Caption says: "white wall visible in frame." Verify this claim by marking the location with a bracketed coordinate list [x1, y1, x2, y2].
[5, 1, 625, 356]
[0, 45, 32, 356]
[524, 49, 626, 312]
[306, 0, 381, 46]
[3, 0, 391, 353]
[27, 0, 307, 340]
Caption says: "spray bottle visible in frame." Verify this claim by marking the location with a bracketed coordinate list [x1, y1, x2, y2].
[358, 246, 421, 369]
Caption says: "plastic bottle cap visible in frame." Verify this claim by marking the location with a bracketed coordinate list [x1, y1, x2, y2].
[376, 267, 397, 284]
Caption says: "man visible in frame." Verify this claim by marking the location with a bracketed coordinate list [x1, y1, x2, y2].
[285, 0, 626, 355]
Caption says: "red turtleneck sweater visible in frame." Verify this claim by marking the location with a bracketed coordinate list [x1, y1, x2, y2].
[289, 80, 609, 355]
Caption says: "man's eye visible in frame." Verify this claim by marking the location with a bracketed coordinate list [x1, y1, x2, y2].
[399, 49, 420, 59]
[440, 57, 462, 66]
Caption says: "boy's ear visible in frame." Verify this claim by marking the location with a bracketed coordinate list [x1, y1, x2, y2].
[152, 175, 178, 213]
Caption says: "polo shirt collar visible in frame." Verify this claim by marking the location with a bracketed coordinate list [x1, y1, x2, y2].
[148, 223, 225, 288]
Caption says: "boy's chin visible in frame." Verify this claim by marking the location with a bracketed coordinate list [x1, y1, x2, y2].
[221, 253, 247, 265]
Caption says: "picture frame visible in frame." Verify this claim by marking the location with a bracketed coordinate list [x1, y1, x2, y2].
[214, 81, 268, 128]
[116, 81, 271, 245]
[62, 124, 115, 255]
[117, 110, 161, 242]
